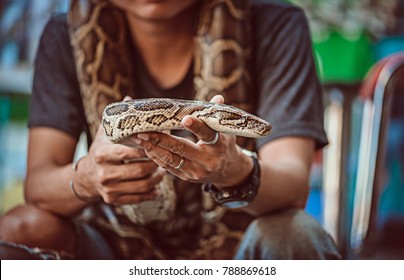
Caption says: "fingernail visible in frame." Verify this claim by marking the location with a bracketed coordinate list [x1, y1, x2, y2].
[133, 138, 142, 145]
[137, 133, 148, 140]
[182, 116, 193, 127]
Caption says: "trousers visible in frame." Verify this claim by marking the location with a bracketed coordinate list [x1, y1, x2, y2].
[0, 209, 340, 260]
[234, 209, 341, 259]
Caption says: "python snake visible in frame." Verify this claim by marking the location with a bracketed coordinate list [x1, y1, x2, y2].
[102, 98, 271, 145]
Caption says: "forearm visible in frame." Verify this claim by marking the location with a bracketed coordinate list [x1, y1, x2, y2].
[24, 128, 91, 216]
[24, 163, 89, 217]
[24, 126, 164, 217]
[242, 137, 314, 217]
[243, 158, 310, 216]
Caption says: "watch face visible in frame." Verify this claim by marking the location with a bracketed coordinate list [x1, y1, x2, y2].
[221, 200, 250, 209]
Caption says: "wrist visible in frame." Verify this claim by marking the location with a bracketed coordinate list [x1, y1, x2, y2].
[203, 149, 261, 208]
[70, 156, 100, 202]
[215, 147, 254, 188]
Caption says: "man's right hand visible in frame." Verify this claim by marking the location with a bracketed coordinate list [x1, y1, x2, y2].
[74, 125, 166, 205]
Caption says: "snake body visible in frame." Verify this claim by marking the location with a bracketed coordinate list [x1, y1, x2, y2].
[102, 98, 272, 145]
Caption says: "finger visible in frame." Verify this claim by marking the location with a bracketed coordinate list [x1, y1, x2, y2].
[93, 143, 148, 164]
[209, 94, 224, 104]
[135, 132, 201, 161]
[97, 160, 159, 184]
[139, 139, 188, 170]
[93, 123, 149, 162]
[148, 153, 209, 184]
[148, 155, 188, 180]
[181, 115, 219, 145]
[100, 168, 166, 198]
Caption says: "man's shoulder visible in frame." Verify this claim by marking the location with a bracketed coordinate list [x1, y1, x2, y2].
[49, 12, 68, 23]
[249, 0, 309, 44]
[42, 13, 69, 39]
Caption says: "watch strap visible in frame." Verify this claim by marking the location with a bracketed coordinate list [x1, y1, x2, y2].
[202, 150, 260, 208]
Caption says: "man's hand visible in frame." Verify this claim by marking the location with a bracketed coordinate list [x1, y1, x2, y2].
[74, 125, 166, 205]
[131, 95, 254, 188]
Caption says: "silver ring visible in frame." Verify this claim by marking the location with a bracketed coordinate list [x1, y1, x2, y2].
[201, 132, 219, 145]
[174, 157, 185, 170]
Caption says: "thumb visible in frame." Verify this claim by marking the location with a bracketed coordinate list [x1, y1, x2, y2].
[209, 95, 224, 104]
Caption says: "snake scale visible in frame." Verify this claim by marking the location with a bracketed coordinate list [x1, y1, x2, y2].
[68, 0, 268, 259]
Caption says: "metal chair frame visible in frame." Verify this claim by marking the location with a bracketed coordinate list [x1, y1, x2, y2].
[350, 53, 404, 252]
[321, 52, 404, 259]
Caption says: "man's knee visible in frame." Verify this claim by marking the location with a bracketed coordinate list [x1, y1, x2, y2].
[0, 204, 75, 251]
[1, 205, 40, 239]
[235, 209, 341, 259]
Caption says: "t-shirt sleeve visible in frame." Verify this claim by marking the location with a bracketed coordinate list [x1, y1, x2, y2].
[28, 14, 85, 140]
[253, 5, 328, 150]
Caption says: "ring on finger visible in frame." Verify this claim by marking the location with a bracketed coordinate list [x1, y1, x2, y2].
[201, 132, 219, 145]
[174, 157, 185, 170]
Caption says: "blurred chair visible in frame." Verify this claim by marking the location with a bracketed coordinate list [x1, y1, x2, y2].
[321, 81, 360, 257]
[349, 52, 404, 258]
[320, 52, 404, 259]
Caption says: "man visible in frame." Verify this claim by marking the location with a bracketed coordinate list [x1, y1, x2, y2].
[0, 0, 340, 259]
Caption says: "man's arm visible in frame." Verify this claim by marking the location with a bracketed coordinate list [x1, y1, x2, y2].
[244, 136, 314, 216]
[131, 103, 316, 217]
[24, 127, 88, 216]
[25, 126, 165, 217]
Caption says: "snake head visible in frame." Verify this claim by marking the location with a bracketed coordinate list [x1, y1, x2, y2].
[210, 109, 272, 138]
[241, 115, 272, 138]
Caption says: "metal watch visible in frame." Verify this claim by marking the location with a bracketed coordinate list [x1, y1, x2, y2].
[202, 149, 261, 208]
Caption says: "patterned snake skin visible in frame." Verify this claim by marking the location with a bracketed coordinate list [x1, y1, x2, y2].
[103, 98, 271, 144]
[68, 0, 263, 259]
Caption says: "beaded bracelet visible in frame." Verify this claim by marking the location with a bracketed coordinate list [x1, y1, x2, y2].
[69, 157, 100, 203]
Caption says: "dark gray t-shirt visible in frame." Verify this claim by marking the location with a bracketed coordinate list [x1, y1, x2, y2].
[29, 0, 328, 150]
